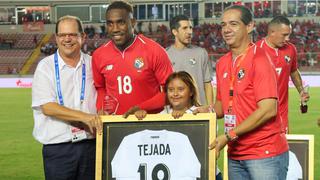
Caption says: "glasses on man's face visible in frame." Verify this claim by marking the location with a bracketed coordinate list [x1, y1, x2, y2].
[56, 33, 82, 39]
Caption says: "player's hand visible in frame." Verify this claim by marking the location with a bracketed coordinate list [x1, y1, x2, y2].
[134, 110, 147, 120]
[300, 91, 310, 103]
[171, 110, 185, 119]
[123, 106, 140, 118]
[193, 105, 210, 115]
[209, 134, 228, 159]
[83, 114, 102, 135]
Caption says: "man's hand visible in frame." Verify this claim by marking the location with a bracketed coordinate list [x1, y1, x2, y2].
[209, 134, 228, 159]
[82, 114, 102, 135]
[123, 106, 140, 118]
[300, 90, 310, 103]
[192, 105, 211, 115]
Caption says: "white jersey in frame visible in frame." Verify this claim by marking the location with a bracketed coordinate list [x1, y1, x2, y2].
[111, 129, 201, 180]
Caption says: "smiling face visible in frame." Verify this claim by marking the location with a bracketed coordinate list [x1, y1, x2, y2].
[55, 19, 84, 61]
[106, 8, 136, 50]
[221, 9, 253, 49]
[167, 78, 193, 111]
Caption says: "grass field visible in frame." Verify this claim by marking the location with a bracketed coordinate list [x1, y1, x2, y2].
[0, 88, 319, 179]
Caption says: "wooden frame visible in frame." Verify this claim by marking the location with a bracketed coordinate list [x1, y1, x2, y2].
[96, 113, 216, 180]
[223, 134, 314, 180]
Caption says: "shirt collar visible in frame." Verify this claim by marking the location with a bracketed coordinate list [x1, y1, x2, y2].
[56, 50, 84, 70]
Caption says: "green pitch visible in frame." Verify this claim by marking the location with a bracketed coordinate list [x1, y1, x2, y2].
[0, 88, 319, 179]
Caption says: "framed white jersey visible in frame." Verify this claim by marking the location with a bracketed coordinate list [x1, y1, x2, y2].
[95, 113, 216, 180]
[111, 130, 201, 180]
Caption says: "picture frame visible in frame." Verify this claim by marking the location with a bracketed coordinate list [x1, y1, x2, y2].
[95, 113, 216, 180]
[223, 134, 314, 180]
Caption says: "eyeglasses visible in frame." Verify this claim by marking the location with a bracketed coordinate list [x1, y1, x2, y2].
[56, 33, 82, 38]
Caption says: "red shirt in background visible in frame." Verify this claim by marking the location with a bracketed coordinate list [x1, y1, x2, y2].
[256, 39, 298, 133]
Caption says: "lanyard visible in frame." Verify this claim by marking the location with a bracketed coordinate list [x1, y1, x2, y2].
[54, 51, 86, 105]
[227, 45, 252, 113]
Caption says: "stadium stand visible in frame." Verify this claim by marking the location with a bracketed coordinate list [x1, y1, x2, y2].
[1, 19, 319, 74]
[0, 1, 319, 74]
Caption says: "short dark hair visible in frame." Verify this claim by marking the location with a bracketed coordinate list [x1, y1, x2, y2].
[106, 0, 133, 16]
[169, 14, 190, 31]
[164, 71, 201, 107]
[224, 5, 253, 25]
[55, 15, 83, 34]
[268, 15, 291, 28]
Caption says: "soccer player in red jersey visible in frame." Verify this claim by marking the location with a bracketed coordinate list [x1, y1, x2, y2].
[92, 1, 173, 116]
[205, 5, 288, 179]
[256, 16, 310, 133]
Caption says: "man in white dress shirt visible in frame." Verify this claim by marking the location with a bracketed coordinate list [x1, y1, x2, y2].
[32, 15, 102, 180]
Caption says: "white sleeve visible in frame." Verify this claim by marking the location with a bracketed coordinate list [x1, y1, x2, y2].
[287, 151, 303, 180]
[201, 48, 212, 82]
[32, 62, 56, 109]
[111, 136, 138, 178]
[178, 135, 201, 178]
[111, 137, 128, 178]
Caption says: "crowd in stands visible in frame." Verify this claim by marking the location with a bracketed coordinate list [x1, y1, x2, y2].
[40, 42, 57, 55]
[150, 20, 320, 69]
[0, 19, 319, 74]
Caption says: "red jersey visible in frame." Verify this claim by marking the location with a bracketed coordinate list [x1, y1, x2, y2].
[216, 44, 288, 160]
[92, 34, 173, 115]
[256, 39, 298, 133]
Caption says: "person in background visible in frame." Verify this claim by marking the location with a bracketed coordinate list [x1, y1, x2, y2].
[256, 15, 310, 133]
[167, 15, 214, 106]
[32, 15, 102, 180]
[92, 0, 173, 116]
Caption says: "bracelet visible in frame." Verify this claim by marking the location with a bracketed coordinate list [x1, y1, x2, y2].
[229, 129, 238, 141]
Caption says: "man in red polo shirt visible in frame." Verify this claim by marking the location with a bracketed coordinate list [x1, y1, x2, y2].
[92, 1, 173, 115]
[209, 5, 288, 180]
[256, 16, 310, 133]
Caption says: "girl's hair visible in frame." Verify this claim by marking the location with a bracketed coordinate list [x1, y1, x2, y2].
[164, 71, 201, 107]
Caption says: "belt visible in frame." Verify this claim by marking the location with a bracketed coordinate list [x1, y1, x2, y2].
[44, 138, 95, 146]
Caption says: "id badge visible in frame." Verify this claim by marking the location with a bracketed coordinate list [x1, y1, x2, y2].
[71, 127, 87, 143]
[224, 114, 236, 132]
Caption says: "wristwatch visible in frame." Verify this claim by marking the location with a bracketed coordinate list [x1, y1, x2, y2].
[225, 129, 238, 142]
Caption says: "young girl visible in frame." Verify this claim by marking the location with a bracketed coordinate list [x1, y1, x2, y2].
[134, 71, 200, 119]
[134, 71, 223, 180]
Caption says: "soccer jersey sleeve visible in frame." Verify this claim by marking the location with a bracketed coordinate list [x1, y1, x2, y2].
[201, 48, 213, 83]
[290, 44, 298, 72]
[92, 52, 106, 111]
[111, 137, 137, 178]
[177, 135, 201, 178]
[137, 45, 173, 111]
[153, 46, 173, 86]
[215, 62, 222, 101]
